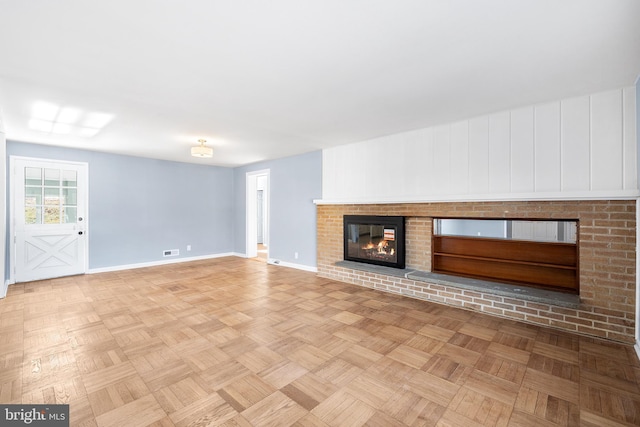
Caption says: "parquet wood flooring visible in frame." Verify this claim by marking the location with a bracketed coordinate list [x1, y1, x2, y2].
[1, 257, 640, 426]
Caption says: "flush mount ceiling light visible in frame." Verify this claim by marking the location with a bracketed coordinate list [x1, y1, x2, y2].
[191, 139, 213, 158]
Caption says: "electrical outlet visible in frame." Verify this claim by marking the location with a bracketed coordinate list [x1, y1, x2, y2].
[163, 249, 179, 257]
[187, 245, 191, 251]
[294, 252, 299, 259]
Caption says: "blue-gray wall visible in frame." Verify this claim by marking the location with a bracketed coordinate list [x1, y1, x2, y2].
[6, 141, 234, 269]
[5, 141, 322, 276]
[439, 219, 506, 238]
[233, 151, 322, 267]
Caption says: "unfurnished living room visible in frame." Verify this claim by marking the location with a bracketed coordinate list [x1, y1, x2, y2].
[1, 1, 640, 426]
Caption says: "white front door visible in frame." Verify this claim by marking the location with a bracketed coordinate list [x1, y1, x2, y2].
[12, 158, 88, 283]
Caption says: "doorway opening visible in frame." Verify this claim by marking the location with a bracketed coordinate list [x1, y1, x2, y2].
[246, 169, 269, 260]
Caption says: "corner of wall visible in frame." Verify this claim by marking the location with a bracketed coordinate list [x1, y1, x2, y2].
[267, 258, 318, 273]
[0, 280, 7, 299]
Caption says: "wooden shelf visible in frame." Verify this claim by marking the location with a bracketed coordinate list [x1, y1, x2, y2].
[433, 235, 578, 292]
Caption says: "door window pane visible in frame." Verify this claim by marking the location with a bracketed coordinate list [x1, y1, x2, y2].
[44, 207, 61, 224]
[25, 187, 42, 206]
[62, 207, 77, 224]
[25, 207, 41, 225]
[25, 167, 42, 185]
[44, 188, 60, 206]
[44, 168, 61, 186]
[62, 188, 77, 206]
[62, 170, 77, 187]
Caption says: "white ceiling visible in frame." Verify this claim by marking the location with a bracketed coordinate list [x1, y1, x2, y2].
[1, 0, 639, 167]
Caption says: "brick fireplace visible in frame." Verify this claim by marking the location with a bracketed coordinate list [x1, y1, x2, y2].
[316, 200, 636, 343]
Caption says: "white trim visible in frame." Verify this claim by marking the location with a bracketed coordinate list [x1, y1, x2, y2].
[231, 252, 248, 258]
[636, 343, 640, 363]
[314, 190, 640, 205]
[9, 155, 89, 167]
[88, 253, 318, 275]
[0, 126, 5, 297]
[267, 258, 318, 273]
[88, 252, 236, 274]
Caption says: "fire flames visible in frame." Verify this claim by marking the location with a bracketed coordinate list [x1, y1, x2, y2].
[363, 240, 395, 255]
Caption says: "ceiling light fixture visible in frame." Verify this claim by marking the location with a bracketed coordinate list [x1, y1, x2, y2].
[191, 139, 213, 158]
[28, 101, 113, 137]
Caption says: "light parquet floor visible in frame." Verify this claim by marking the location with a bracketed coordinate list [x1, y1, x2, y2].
[1, 257, 640, 426]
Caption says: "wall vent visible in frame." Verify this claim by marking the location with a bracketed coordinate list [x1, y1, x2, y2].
[163, 249, 179, 257]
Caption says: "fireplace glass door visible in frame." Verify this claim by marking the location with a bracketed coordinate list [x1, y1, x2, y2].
[344, 215, 405, 269]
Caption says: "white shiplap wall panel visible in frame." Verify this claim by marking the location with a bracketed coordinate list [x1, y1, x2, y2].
[347, 142, 366, 200]
[510, 107, 535, 193]
[402, 129, 426, 197]
[561, 95, 591, 192]
[385, 136, 405, 197]
[468, 116, 490, 194]
[322, 147, 340, 199]
[407, 128, 434, 197]
[421, 127, 435, 195]
[623, 87, 637, 190]
[369, 137, 390, 198]
[534, 102, 561, 192]
[450, 121, 469, 194]
[488, 112, 511, 193]
[362, 138, 382, 199]
[591, 90, 623, 190]
[433, 125, 451, 195]
[321, 87, 637, 202]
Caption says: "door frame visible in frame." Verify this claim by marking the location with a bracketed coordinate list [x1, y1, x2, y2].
[245, 169, 269, 258]
[9, 156, 89, 284]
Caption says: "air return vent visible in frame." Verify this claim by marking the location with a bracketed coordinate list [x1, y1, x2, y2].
[163, 249, 179, 257]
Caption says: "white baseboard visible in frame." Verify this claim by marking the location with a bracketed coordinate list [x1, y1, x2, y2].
[88, 252, 236, 274]
[231, 252, 249, 258]
[10, 252, 317, 283]
[87, 252, 318, 275]
[267, 258, 318, 273]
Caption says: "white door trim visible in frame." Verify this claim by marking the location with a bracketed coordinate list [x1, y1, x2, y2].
[0, 128, 5, 297]
[246, 169, 269, 258]
[10, 156, 89, 283]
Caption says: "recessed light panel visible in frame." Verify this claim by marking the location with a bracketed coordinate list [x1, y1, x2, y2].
[56, 107, 80, 124]
[31, 101, 59, 121]
[28, 119, 53, 133]
[28, 101, 113, 137]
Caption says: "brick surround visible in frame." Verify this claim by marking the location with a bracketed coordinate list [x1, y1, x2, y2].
[316, 200, 637, 343]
